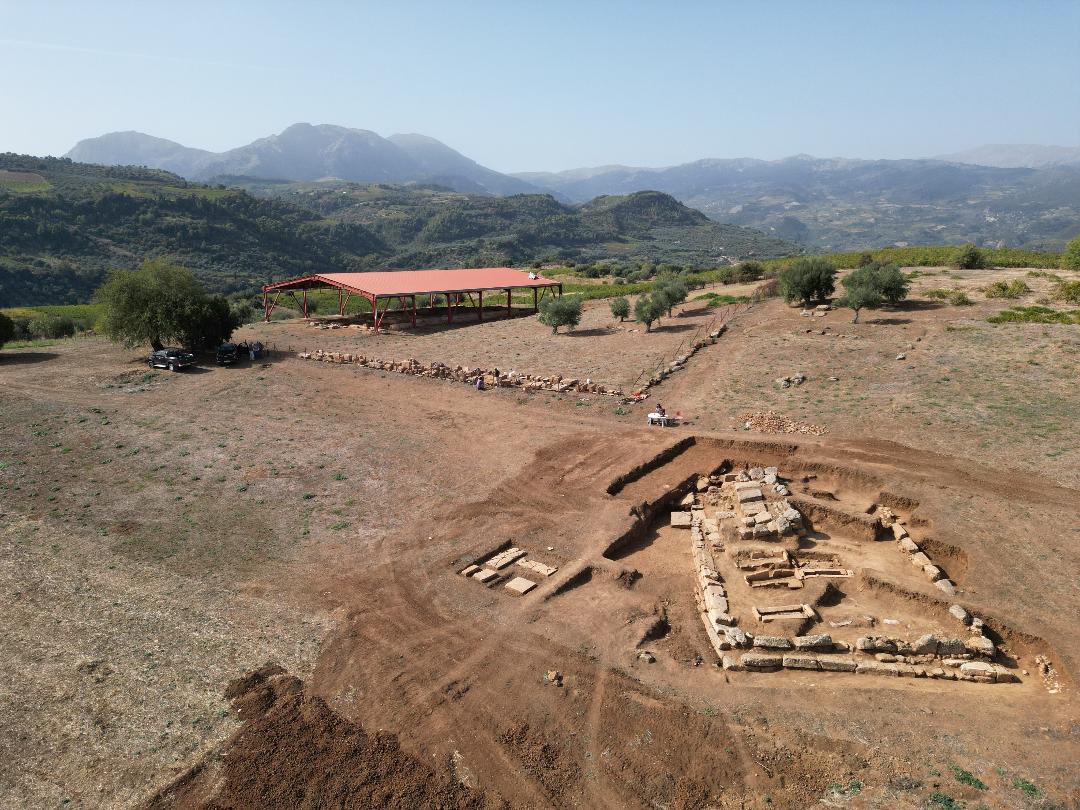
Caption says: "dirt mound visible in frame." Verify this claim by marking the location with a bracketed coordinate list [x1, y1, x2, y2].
[146, 665, 482, 810]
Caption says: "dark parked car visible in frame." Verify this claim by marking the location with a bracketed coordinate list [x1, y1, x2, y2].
[216, 343, 240, 365]
[147, 347, 196, 371]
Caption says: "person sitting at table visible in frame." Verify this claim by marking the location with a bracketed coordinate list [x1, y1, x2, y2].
[656, 403, 666, 418]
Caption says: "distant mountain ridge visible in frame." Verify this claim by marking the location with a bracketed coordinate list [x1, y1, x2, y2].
[513, 154, 1080, 251]
[66, 124, 539, 196]
[934, 144, 1080, 168]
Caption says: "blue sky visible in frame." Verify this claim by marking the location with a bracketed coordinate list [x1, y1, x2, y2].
[2, 0, 1078, 172]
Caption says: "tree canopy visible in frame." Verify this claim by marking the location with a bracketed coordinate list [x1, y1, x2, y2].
[652, 273, 690, 316]
[95, 259, 239, 350]
[1062, 236, 1080, 271]
[778, 258, 837, 307]
[609, 296, 630, 321]
[951, 243, 987, 269]
[537, 295, 583, 334]
[835, 263, 909, 322]
[634, 294, 664, 332]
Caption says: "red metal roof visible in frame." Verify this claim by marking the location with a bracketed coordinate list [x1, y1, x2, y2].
[263, 268, 559, 297]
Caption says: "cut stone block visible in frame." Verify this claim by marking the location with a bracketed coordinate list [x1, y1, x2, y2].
[517, 559, 558, 577]
[460, 564, 480, 577]
[741, 652, 783, 669]
[898, 537, 920, 553]
[816, 655, 858, 672]
[753, 511, 772, 525]
[749, 467, 765, 480]
[485, 548, 527, 569]
[752, 635, 793, 650]
[782, 655, 821, 670]
[923, 564, 944, 581]
[737, 488, 764, 504]
[473, 568, 499, 584]
[734, 480, 760, 492]
[504, 576, 536, 595]
[793, 633, 832, 651]
[966, 635, 995, 657]
[680, 492, 696, 507]
[855, 662, 899, 676]
[892, 523, 909, 540]
[764, 466, 779, 477]
[670, 511, 693, 528]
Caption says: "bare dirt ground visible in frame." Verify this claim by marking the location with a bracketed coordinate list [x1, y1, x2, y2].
[1, 268, 1077, 809]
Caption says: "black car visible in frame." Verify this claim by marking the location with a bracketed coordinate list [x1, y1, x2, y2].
[147, 347, 196, 371]
[216, 343, 240, 365]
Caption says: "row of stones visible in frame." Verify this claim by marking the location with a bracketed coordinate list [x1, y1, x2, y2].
[458, 546, 559, 596]
[298, 351, 623, 396]
[639, 326, 727, 391]
[729, 651, 1018, 683]
[886, 517, 958, 596]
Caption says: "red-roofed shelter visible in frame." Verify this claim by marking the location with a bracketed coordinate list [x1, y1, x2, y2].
[262, 267, 562, 332]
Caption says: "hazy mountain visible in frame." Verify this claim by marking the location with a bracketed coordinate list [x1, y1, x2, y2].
[512, 155, 1080, 251]
[65, 124, 541, 196]
[935, 144, 1080, 168]
[66, 131, 216, 177]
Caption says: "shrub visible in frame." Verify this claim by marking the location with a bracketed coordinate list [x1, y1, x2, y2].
[1062, 235, 1080, 271]
[948, 290, 973, 306]
[951, 243, 987, 269]
[609, 296, 630, 321]
[537, 295, 583, 334]
[1052, 279, 1080, 304]
[653, 274, 689, 315]
[634, 294, 664, 332]
[778, 258, 837, 306]
[987, 305, 1080, 325]
[984, 279, 1030, 299]
[733, 261, 765, 282]
[0, 312, 13, 349]
[28, 314, 76, 339]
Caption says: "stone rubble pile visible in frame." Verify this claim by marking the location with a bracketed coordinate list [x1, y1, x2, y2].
[741, 410, 828, 436]
[300, 350, 624, 397]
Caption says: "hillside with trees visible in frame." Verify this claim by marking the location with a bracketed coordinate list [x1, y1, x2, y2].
[0, 154, 798, 305]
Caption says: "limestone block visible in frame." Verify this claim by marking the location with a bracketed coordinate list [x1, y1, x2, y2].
[855, 662, 899, 676]
[749, 467, 765, 480]
[910, 551, 932, 568]
[892, 523, 909, 540]
[734, 480, 760, 492]
[937, 638, 968, 656]
[793, 633, 833, 651]
[741, 652, 783, 669]
[670, 512, 693, 529]
[473, 569, 499, 584]
[911, 634, 939, 655]
[696, 477, 710, 492]
[783, 655, 821, 670]
[949, 604, 972, 625]
[959, 661, 994, 677]
[460, 565, 480, 577]
[898, 537, 920, 553]
[517, 559, 558, 577]
[935, 578, 957, 595]
[966, 635, 996, 657]
[816, 655, 857, 672]
[737, 488, 764, 504]
[680, 492, 696, 507]
[753, 511, 772, 525]
[725, 627, 749, 647]
[764, 466, 779, 477]
[752, 635, 793, 650]
[923, 564, 944, 581]
[504, 576, 536, 595]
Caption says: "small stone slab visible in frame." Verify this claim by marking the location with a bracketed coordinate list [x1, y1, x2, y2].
[816, 655, 857, 672]
[504, 576, 536, 595]
[670, 511, 693, 529]
[753, 635, 793, 650]
[892, 523, 909, 540]
[737, 488, 764, 503]
[910, 551, 932, 568]
[473, 568, 499, 584]
[898, 536, 920, 553]
[517, 559, 558, 577]
[460, 564, 480, 577]
[485, 547, 527, 569]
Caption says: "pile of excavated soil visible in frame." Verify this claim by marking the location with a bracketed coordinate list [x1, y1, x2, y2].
[147, 666, 482, 810]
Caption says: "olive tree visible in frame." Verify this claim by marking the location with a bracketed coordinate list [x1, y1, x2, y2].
[951, 243, 987, 269]
[634, 294, 664, 332]
[0, 313, 14, 350]
[778, 258, 837, 307]
[1062, 235, 1080, 271]
[95, 259, 238, 350]
[538, 295, 583, 334]
[609, 296, 630, 321]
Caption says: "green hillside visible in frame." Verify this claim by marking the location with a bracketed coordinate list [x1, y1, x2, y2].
[0, 155, 798, 306]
